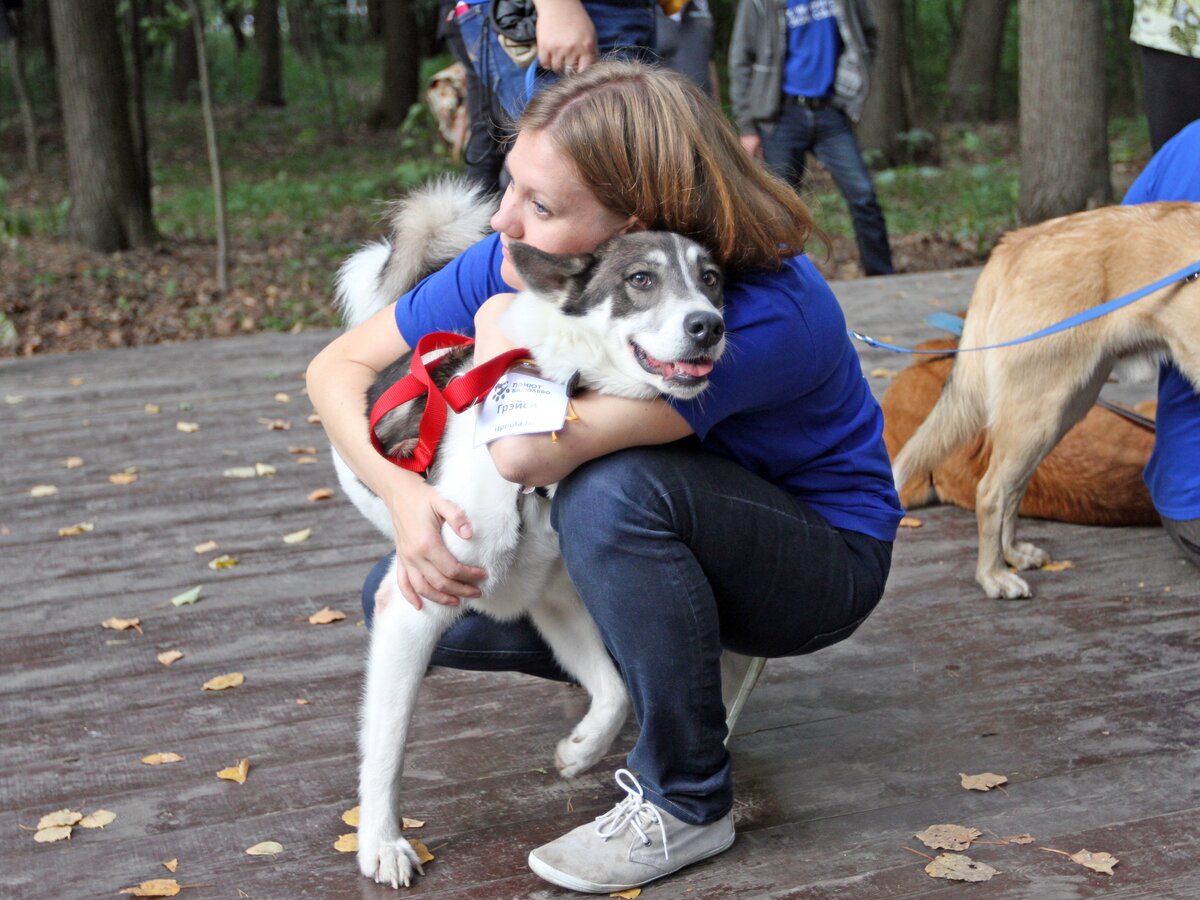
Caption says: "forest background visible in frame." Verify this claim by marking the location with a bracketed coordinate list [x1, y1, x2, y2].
[0, 0, 1159, 358]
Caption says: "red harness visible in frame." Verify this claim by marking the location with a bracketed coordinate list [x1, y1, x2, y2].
[369, 331, 532, 474]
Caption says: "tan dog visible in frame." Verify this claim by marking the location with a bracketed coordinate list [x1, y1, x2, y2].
[891, 202, 1200, 599]
[883, 337, 1158, 523]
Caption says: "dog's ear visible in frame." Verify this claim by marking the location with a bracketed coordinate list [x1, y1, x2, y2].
[509, 242, 597, 304]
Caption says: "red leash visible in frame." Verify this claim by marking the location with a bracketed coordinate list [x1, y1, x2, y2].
[369, 331, 532, 474]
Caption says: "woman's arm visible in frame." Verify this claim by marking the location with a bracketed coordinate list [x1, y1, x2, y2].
[474, 295, 694, 487]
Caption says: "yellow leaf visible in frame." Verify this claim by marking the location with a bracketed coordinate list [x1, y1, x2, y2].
[157, 649, 184, 666]
[334, 832, 358, 852]
[176, 421, 200, 433]
[64, 456, 85, 468]
[295, 456, 319, 465]
[223, 466, 258, 479]
[144, 403, 161, 415]
[869, 367, 897, 379]
[1041, 559, 1074, 572]
[69, 376, 85, 386]
[275, 392, 291, 403]
[103, 617, 142, 634]
[78, 809, 117, 829]
[31, 484, 58, 498]
[924, 853, 998, 882]
[142, 752, 185, 765]
[203, 672, 245, 691]
[33, 825, 72, 843]
[245, 840, 284, 856]
[409, 839, 435, 865]
[402, 817, 425, 829]
[913, 824, 981, 851]
[255, 462, 277, 477]
[38, 809, 82, 829]
[208, 554, 238, 570]
[308, 606, 345, 625]
[162, 859, 178, 872]
[341, 806, 360, 827]
[258, 417, 292, 431]
[119, 878, 181, 897]
[110, 472, 139, 485]
[295, 698, 310, 705]
[959, 772, 1007, 792]
[899, 515, 923, 528]
[1070, 849, 1118, 876]
[58, 521, 95, 537]
[217, 758, 251, 784]
[610, 890, 641, 899]
[289, 446, 317, 455]
[307, 413, 322, 425]
[193, 540, 218, 554]
[282, 527, 312, 544]
[308, 488, 334, 501]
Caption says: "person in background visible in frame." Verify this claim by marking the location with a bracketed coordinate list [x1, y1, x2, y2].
[1129, 0, 1200, 153]
[728, 0, 894, 276]
[656, 0, 719, 100]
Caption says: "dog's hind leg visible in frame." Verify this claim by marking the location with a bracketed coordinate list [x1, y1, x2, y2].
[528, 565, 630, 779]
[358, 565, 460, 888]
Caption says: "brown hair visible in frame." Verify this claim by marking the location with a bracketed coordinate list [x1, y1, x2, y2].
[518, 59, 814, 272]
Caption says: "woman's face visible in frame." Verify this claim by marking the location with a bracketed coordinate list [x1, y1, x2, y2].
[491, 129, 632, 289]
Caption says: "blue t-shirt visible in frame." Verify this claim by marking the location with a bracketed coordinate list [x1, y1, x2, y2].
[783, 0, 841, 98]
[1121, 119, 1200, 520]
[394, 232, 903, 541]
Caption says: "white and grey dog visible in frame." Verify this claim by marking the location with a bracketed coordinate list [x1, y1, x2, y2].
[331, 179, 727, 889]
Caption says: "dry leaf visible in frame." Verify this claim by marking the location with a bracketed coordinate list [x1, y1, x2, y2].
[38, 809, 83, 829]
[193, 540, 218, 554]
[110, 471, 139, 485]
[308, 488, 334, 501]
[869, 367, 897, 379]
[170, 586, 203, 607]
[959, 772, 1007, 791]
[295, 456, 319, 464]
[58, 521, 95, 537]
[176, 421, 200, 433]
[1041, 559, 1074, 572]
[157, 650, 184, 666]
[223, 466, 258, 479]
[119, 878, 181, 897]
[282, 527, 312, 544]
[409, 840, 435, 865]
[203, 672, 245, 691]
[1006, 833, 1034, 844]
[924, 853, 998, 882]
[289, 446, 317, 455]
[334, 832, 358, 853]
[295, 698, 310, 705]
[208, 554, 238, 570]
[258, 417, 292, 431]
[217, 758, 251, 784]
[255, 462, 276, 477]
[145, 403, 161, 415]
[64, 456, 84, 468]
[31, 484, 58, 498]
[308, 606, 345, 625]
[899, 515, 923, 528]
[307, 413, 322, 424]
[245, 840, 284, 856]
[162, 859, 178, 872]
[914, 824, 981, 851]
[341, 806, 360, 827]
[33, 825, 73, 843]
[103, 617, 142, 633]
[142, 752, 185, 765]
[78, 809, 117, 829]
[1070, 849, 1118, 875]
[5, 393, 25, 404]
[275, 392, 291, 403]
[610, 890, 641, 899]
[402, 818, 425, 829]
[69, 376, 85, 386]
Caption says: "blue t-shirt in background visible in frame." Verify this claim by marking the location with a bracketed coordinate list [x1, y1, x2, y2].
[783, 0, 841, 98]
[1121, 118, 1200, 520]
[393, 232, 903, 542]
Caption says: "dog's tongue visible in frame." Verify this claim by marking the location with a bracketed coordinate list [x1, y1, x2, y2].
[646, 351, 714, 380]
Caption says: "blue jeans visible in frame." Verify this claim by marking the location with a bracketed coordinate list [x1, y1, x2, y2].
[762, 103, 895, 276]
[361, 442, 892, 824]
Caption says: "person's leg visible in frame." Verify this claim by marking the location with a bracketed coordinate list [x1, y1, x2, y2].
[1161, 517, 1200, 568]
[1139, 47, 1200, 152]
[761, 101, 816, 190]
[443, 12, 506, 192]
[810, 107, 894, 276]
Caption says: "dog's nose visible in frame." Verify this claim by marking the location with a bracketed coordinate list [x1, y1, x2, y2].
[684, 311, 725, 348]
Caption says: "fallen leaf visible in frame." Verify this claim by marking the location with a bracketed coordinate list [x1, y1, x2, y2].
[141, 752, 185, 765]
[334, 832, 358, 853]
[295, 456, 319, 464]
[308, 488, 334, 501]
[254, 462, 276, 477]
[78, 809, 117, 829]
[193, 540, 218, 554]
[275, 392, 291, 403]
[176, 421, 200, 433]
[289, 446, 317, 455]
[1040, 559, 1074, 572]
[144, 403, 161, 415]
[914, 824, 981, 851]
[869, 367, 897, 379]
[610, 890, 641, 899]
[38, 809, 83, 829]
[208, 554, 238, 570]
[203, 672, 245, 691]
[69, 376, 85, 386]
[1070, 849, 1118, 876]
[295, 698, 310, 705]
[1005, 833, 1034, 844]
[119, 878, 181, 897]
[103, 617, 143, 633]
[223, 466, 258, 479]
[282, 527, 312, 544]
[308, 606, 345, 625]
[341, 806, 360, 827]
[409, 840, 435, 865]
[110, 471, 139, 485]
[217, 758, 251, 784]
[245, 840, 283, 856]
[31, 484, 58, 498]
[162, 859, 178, 872]
[924, 853, 998, 882]
[258, 417, 292, 431]
[6, 393, 26, 404]
[959, 772, 1007, 791]
[58, 521, 95, 537]
[307, 413, 322, 424]
[33, 825, 72, 843]
[170, 586, 203, 607]
[64, 456, 84, 468]
[402, 817, 425, 829]
[157, 649, 184, 666]
[899, 515, 923, 528]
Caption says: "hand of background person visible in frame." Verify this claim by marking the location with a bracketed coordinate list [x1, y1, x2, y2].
[740, 134, 763, 159]
[533, 0, 598, 73]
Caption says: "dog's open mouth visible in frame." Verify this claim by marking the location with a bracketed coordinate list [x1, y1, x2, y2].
[632, 342, 716, 385]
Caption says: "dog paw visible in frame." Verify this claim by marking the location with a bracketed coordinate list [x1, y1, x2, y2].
[979, 569, 1033, 600]
[358, 833, 423, 889]
[555, 728, 608, 779]
[1005, 541, 1050, 571]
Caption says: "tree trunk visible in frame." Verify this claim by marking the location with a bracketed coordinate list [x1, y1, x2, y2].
[288, 0, 317, 60]
[1018, 0, 1110, 224]
[254, 0, 284, 106]
[224, 5, 246, 54]
[858, 0, 910, 165]
[48, 0, 157, 251]
[374, 0, 418, 129]
[5, 11, 41, 172]
[171, 12, 199, 102]
[126, 0, 151, 198]
[187, 0, 230, 294]
[367, 0, 384, 39]
[945, 0, 1011, 120]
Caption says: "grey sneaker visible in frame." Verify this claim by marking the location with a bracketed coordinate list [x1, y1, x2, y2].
[528, 769, 735, 893]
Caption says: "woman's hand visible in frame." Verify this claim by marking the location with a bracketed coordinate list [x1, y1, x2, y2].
[533, 0, 598, 73]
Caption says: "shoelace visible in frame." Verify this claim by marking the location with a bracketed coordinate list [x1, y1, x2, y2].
[593, 769, 670, 861]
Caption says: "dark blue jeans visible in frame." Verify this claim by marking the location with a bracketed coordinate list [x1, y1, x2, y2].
[362, 442, 892, 824]
[762, 103, 895, 276]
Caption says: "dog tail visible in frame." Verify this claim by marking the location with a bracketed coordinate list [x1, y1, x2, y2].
[333, 176, 497, 329]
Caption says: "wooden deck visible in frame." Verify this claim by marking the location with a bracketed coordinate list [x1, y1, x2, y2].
[4, 269, 1200, 899]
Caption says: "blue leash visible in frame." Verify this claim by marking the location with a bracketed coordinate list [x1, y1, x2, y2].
[849, 259, 1200, 355]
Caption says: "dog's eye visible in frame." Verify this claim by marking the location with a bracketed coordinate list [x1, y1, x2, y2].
[701, 269, 720, 287]
[627, 272, 653, 289]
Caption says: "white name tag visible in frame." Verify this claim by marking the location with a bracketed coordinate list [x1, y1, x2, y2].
[474, 371, 570, 446]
